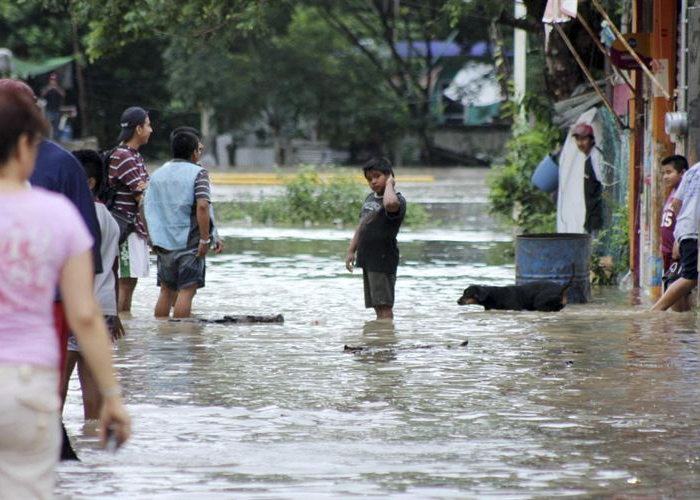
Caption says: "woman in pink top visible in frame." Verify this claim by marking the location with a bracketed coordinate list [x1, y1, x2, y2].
[0, 87, 130, 498]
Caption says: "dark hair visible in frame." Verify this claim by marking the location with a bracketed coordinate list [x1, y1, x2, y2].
[0, 88, 48, 166]
[171, 131, 199, 160]
[363, 157, 394, 177]
[72, 149, 104, 193]
[661, 155, 688, 174]
[170, 126, 200, 142]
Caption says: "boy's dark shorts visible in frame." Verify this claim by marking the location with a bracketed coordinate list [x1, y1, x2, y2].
[362, 270, 396, 308]
[155, 247, 206, 291]
[679, 238, 699, 281]
[662, 260, 682, 292]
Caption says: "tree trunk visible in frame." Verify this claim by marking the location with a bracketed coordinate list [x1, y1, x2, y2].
[544, 27, 584, 101]
[497, 1, 602, 102]
[71, 17, 89, 137]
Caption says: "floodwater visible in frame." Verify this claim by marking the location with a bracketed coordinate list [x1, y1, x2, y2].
[58, 168, 700, 499]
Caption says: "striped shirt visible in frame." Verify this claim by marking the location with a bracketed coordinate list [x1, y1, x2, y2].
[109, 145, 149, 238]
[194, 169, 210, 202]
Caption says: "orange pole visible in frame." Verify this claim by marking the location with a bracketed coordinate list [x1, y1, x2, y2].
[591, 0, 671, 100]
[648, 0, 676, 298]
[629, 0, 642, 288]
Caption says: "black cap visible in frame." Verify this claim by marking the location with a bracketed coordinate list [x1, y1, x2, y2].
[117, 106, 148, 142]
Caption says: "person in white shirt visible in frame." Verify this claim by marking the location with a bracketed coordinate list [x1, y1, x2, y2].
[61, 149, 125, 420]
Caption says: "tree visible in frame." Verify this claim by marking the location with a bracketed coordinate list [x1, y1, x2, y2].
[309, 0, 457, 163]
[447, 0, 606, 102]
[68, 0, 472, 163]
[163, 5, 409, 163]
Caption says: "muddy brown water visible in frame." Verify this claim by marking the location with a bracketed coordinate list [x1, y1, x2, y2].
[57, 168, 700, 498]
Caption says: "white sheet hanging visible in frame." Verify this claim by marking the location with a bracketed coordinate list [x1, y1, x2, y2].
[556, 107, 603, 233]
[542, 0, 579, 47]
[542, 0, 578, 23]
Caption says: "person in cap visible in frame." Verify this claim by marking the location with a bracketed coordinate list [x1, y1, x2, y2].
[572, 123, 604, 234]
[108, 106, 152, 312]
[557, 122, 605, 234]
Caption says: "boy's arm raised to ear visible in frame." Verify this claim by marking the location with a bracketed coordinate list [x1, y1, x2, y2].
[383, 176, 400, 213]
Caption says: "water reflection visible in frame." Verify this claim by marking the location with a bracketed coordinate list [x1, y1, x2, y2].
[57, 169, 700, 498]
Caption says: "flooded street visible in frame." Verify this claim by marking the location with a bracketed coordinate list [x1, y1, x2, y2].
[58, 168, 700, 498]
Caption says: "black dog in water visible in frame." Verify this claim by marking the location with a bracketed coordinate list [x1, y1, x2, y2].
[457, 274, 574, 312]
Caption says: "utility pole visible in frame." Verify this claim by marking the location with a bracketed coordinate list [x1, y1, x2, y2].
[513, 0, 527, 103]
[71, 15, 89, 137]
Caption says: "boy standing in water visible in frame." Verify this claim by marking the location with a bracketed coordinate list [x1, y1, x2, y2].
[62, 149, 124, 420]
[346, 158, 407, 320]
[109, 106, 152, 312]
[652, 157, 700, 311]
[659, 155, 690, 311]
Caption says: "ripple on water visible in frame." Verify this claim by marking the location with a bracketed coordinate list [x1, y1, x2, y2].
[58, 170, 700, 498]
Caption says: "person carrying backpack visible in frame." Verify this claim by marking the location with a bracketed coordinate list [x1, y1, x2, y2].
[108, 106, 152, 312]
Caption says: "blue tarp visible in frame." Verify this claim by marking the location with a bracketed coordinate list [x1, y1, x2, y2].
[394, 41, 461, 59]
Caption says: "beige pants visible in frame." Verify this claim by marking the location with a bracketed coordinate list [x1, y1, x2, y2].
[0, 364, 61, 500]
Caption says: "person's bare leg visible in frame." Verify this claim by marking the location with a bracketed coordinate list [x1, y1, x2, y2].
[173, 285, 198, 318]
[61, 351, 79, 408]
[670, 293, 692, 312]
[118, 277, 138, 312]
[77, 356, 102, 420]
[154, 286, 177, 317]
[651, 277, 697, 311]
[374, 305, 394, 320]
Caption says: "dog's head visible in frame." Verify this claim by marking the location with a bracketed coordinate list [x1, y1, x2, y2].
[457, 285, 487, 305]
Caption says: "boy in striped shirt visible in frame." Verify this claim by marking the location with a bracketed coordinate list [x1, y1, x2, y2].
[109, 106, 152, 312]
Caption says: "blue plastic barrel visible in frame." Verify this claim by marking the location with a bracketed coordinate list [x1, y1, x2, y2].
[515, 233, 591, 303]
[531, 154, 559, 193]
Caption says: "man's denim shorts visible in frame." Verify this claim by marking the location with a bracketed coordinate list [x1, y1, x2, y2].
[155, 247, 206, 290]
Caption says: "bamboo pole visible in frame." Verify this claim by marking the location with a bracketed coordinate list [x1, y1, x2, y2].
[576, 14, 635, 93]
[590, 0, 671, 100]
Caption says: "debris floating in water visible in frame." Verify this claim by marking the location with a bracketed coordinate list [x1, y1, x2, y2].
[343, 339, 468, 354]
[170, 314, 284, 324]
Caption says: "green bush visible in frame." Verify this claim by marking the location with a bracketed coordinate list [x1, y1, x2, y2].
[488, 119, 560, 234]
[215, 167, 430, 227]
[591, 203, 630, 285]
[283, 168, 364, 224]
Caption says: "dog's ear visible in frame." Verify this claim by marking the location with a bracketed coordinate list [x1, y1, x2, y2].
[476, 286, 490, 303]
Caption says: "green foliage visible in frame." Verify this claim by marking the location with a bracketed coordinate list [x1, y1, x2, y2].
[0, 2, 70, 60]
[163, 5, 409, 147]
[215, 167, 429, 227]
[70, 0, 265, 61]
[591, 203, 630, 285]
[488, 118, 560, 234]
[282, 168, 364, 224]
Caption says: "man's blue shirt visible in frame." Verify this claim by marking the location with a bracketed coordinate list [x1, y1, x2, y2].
[30, 140, 103, 274]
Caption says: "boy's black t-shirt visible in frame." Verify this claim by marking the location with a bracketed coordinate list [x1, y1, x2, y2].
[355, 192, 407, 273]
